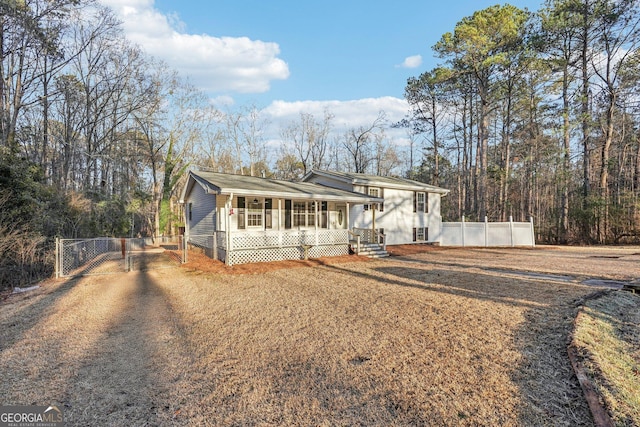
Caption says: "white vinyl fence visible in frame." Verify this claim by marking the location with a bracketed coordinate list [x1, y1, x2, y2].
[441, 216, 535, 247]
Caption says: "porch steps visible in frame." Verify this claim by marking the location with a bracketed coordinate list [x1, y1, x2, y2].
[351, 241, 389, 258]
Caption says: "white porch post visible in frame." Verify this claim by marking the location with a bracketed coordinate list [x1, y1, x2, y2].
[226, 193, 233, 265]
[278, 199, 283, 247]
[314, 200, 319, 246]
[372, 205, 376, 240]
[346, 203, 350, 233]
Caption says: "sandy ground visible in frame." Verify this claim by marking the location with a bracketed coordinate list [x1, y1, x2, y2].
[1, 246, 638, 425]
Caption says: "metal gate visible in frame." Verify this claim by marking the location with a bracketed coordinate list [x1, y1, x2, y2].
[55, 237, 184, 278]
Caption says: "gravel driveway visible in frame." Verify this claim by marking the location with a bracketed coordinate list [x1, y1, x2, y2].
[3, 246, 636, 425]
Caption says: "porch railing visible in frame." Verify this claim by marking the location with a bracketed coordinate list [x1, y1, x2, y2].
[352, 228, 386, 249]
[186, 229, 350, 265]
[229, 229, 348, 250]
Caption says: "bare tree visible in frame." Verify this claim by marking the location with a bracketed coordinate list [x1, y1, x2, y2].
[281, 109, 333, 175]
[342, 111, 386, 173]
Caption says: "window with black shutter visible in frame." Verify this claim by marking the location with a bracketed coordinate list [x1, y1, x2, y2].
[237, 197, 245, 229]
[284, 199, 292, 229]
[265, 198, 272, 229]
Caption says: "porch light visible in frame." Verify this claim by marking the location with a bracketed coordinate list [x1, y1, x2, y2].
[253, 198, 259, 203]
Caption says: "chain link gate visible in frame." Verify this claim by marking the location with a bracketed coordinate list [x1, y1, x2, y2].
[55, 237, 185, 278]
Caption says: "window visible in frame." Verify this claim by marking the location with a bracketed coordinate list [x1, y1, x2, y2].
[365, 187, 383, 211]
[413, 227, 428, 242]
[416, 192, 426, 213]
[237, 197, 245, 229]
[307, 201, 316, 227]
[291, 201, 324, 228]
[247, 198, 262, 227]
[293, 201, 306, 227]
[188, 203, 192, 221]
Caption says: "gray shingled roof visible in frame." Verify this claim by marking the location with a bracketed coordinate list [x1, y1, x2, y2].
[183, 171, 384, 203]
[304, 170, 450, 194]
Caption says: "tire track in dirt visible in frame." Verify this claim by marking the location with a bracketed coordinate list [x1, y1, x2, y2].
[60, 268, 196, 425]
[0, 265, 195, 426]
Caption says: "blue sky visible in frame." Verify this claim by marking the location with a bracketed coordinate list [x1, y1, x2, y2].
[101, 0, 544, 143]
[150, 0, 544, 103]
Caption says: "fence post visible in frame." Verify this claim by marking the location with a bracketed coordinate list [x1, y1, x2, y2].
[125, 239, 131, 272]
[484, 216, 489, 247]
[509, 216, 514, 247]
[461, 215, 466, 247]
[55, 238, 60, 279]
[530, 216, 536, 247]
[182, 233, 188, 264]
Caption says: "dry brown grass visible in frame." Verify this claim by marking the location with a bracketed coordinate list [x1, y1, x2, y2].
[387, 245, 640, 281]
[1, 246, 637, 425]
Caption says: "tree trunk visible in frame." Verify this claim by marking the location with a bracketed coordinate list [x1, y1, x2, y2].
[598, 92, 616, 243]
[560, 68, 571, 243]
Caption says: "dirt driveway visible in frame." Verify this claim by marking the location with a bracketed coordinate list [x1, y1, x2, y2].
[1, 246, 637, 425]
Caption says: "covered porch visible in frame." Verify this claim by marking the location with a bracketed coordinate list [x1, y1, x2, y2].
[181, 170, 384, 265]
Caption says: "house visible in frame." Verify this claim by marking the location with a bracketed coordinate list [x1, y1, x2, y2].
[179, 170, 384, 265]
[302, 170, 450, 246]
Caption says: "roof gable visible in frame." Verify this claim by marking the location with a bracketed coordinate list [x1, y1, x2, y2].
[303, 170, 450, 194]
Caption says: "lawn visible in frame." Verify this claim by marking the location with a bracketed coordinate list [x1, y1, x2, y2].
[0, 246, 638, 426]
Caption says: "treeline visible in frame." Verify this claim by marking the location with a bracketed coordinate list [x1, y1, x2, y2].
[0, 0, 215, 288]
[404, 0, 640, 244]
[2, 0, 640, 288]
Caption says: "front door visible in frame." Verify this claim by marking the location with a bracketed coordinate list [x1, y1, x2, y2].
[335, 204, 347, 229]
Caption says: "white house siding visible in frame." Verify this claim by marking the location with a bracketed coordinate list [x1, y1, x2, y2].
[187, 183, 217, 236]
[349, 187, 443, 245]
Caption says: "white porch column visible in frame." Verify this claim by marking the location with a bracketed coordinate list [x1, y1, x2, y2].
[372, 205, 376, 235]
[226, 193, 233, 265]
[314, 200, 319, 246]
[346, 203, 350, 229]
[278, 199, 283, 247]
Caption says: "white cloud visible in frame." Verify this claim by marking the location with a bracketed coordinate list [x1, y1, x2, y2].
[260, 96, 411, 149]
[99, 0, 289, 93]
[264, 96, 409, 131]
[397, 54, 422, 69]
[210, 95, 235, 108]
